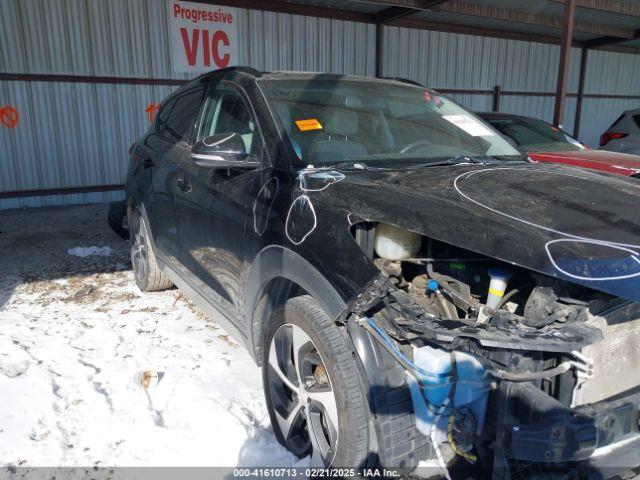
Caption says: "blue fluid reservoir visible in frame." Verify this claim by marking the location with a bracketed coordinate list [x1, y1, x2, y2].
[408, 345, 490, 437]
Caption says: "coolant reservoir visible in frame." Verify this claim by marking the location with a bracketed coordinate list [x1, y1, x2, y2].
[374, 223, 421, 260]
[486, 268, 511, 309]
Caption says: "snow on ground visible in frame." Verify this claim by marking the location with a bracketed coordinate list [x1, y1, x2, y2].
[66, 246, 113, 258]
[0, 204, 306, 470]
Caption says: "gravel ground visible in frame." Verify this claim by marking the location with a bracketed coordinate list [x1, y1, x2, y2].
[5, 203, 633, 480]
[0, 203, 304, 473]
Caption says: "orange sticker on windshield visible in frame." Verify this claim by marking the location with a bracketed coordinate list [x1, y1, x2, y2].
[295, 118, 323, 131]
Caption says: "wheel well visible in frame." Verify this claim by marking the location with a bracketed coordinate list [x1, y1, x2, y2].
[251, 277, 308, 365]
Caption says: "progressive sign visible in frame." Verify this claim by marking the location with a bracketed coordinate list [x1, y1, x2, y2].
[169, 1, 238, 73]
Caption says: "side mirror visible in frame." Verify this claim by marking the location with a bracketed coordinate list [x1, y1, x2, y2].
[191, 133, 258, 169]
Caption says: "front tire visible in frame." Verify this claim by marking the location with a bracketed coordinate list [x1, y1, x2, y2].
[129, 208, 173, 292]
[262, 295, 369, 468]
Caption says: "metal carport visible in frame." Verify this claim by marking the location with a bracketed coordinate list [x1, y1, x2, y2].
[1, 0, 640, 208]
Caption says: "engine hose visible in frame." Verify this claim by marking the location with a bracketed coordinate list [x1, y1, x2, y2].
[361, 315, 586, 385]
[431, 397, 452, 480]
[446, 413, 478, 464]
[426, 263, 477, 311]
[360, 317, 447, 383]
[490, 360, 590, 381]
[360, 317, 493, 389]
[493, 287, 519, 311]
[362, 317, 480, 470]
[361, 316, 455, 478]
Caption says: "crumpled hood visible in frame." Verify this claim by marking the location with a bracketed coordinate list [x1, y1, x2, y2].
[316, 162, 640, 302]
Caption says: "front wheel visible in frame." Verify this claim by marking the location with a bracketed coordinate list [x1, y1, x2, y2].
[262, 295, 370, 468]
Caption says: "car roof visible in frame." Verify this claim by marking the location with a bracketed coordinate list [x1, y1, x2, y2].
[476, 112, 541, 122]
[258, 71, 424, 88]
[185, 67, 426, 89]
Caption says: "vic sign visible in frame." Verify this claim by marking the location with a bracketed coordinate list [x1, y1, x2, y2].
[169, 1, 238, 73]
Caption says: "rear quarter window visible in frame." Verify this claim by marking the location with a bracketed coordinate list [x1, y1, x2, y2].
[164, 87, 206, 142]
[633, 114, 640, 129]
[155, 98, 176, 134]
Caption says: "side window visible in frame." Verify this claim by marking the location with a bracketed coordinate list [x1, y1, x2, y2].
[198, 88, 259, 155]
[633, 114, 640, 129]
[155, 98, 176, 134]
[164, 87, 205, 142]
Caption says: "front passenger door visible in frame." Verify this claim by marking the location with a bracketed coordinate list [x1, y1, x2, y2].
[176, 83, 265, 321]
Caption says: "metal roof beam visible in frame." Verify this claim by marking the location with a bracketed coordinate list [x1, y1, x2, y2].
[194, 0, 376, 23]
[551, 0, 640, 17]
[355, 0, 447, 8]
[583, 28, 640, 48]
[376, 6, 419, 23]
[191, 0, 640, 54]
[376, 6, 420, 23]
[375, 1, 449, 23]
[553, 0, 576, 127]
[432, 1, 636, 39]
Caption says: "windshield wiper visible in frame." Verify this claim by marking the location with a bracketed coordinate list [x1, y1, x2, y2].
[402, 155, 487, 170]
[405, 154, 530, 170]
[330, 161, 389, 171]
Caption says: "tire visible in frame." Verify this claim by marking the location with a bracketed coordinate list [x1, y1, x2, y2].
[129, 208, 173, 292]
[262, 295, 370, 469]
[108, 200, 129, 240]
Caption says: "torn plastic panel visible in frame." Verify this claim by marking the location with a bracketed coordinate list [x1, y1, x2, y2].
[345, 276, 638, 476]
[346, 276, 603, 353]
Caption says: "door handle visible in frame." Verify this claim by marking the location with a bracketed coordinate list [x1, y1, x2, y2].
[142, 158, 154, 169]
[177, 176, 192, 193]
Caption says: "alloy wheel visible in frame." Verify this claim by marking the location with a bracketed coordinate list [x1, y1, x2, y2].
[130, 214, 148, 285]
[267, 323, 339, 466]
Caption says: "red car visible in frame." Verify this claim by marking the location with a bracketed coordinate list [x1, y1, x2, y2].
[478, 112, 640, 177]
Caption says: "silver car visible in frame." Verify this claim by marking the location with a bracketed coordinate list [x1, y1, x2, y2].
[600, 108, 640, 154]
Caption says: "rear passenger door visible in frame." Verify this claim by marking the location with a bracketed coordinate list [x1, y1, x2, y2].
[146, 86, 205, 268]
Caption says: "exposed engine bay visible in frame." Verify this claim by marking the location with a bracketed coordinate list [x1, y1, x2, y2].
[350, 221, 640, 478]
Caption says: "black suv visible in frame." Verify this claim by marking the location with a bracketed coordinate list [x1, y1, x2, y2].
[126, 67, 640, 477]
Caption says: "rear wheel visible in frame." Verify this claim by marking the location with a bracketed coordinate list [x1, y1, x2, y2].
[262, 295, 369, 468]
[130, 208, 173, 292]
[107, 200, 129, 240]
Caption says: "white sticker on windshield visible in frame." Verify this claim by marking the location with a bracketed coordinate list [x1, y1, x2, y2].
[443, 115, 494, 137]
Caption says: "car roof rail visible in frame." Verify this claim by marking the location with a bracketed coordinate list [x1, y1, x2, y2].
[192, 66, 267, 84]
[227, 66, 265, 77]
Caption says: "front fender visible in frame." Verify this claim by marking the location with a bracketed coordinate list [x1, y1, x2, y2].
[244, 245, 347, 360]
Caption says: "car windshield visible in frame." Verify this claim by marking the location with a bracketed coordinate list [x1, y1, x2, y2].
[258, 78, 521, 167]
[486, 117, 586, 153]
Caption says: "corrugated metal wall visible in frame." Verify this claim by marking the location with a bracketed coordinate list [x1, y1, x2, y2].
[0, 0, 375, 209]
[382, 26, 584, 136]
[382, 27, 580, 91]
[0, 81, 175, 209]
[381, 26, 640, 147]
[0, 1, 638, 209]
[579, 49, 640, 147]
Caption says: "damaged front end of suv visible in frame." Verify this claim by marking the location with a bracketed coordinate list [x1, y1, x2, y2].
[304, 164, 640, 479]
[347, 271, 640, 479]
